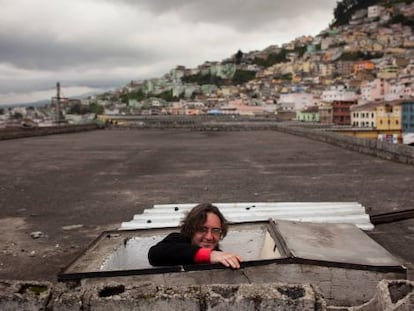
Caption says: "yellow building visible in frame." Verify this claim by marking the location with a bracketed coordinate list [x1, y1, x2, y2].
[330, 101, 403, 144]
[375, 101, 402, 131]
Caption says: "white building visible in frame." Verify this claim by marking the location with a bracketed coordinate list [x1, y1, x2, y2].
[350, 102, 379, 128]
[278, 93, 315, 111]
[321, 85, 358, 102]
[367, 5, 384, 18]
[384, 81, 414, 101]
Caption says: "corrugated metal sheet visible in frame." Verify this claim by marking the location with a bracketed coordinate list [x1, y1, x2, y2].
[120, 202, 374, 231]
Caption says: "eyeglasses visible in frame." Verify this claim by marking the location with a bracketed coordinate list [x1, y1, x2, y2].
[198, 226, 222, 236]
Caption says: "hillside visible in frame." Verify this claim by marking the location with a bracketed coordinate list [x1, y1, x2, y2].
[92, 0, 412, 110]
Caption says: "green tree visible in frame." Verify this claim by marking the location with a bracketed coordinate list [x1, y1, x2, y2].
[89, 102, 104, 115]
[339, 51, 383, 61]
[11, 112, 23, 119]
[156, 90, 175, 102]
[294, 45, 307, 58]
[332, 0, 378, 27]
[387, 14, 414, 28]
[68, 103, 90, 115]
[129, 89, 146, 101]
[181, 73, 225, 86]
[274, 73, 293, 81]
[252, 49, 288, 67]
[232, 70, 256, 85]
[235, 49, 244, 64]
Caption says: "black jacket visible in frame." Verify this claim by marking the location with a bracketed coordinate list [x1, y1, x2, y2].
[148, 232, 219, 266]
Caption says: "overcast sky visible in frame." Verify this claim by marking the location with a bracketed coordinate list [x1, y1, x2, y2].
[0, 0, 337, 106]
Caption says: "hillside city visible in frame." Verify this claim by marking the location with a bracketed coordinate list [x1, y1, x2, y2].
[1, 1, 414, 145]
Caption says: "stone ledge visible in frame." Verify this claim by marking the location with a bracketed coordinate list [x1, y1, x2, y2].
[0, 279, 413, 310]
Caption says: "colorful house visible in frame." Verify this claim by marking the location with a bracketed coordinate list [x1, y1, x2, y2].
[375, 101, 402, 131]
[296, 106, 319, 122]
[332, 101, 357, 125]
[350, 102, 379, 128]
[318, 102, 333, 124]
[401, 99, 414, 144]
[353, 61, 375, 74]
[401, 99, 414, 133]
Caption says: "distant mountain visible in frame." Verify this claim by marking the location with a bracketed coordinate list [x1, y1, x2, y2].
[1, 87, 117, 109]
[2, 99, 50, 109]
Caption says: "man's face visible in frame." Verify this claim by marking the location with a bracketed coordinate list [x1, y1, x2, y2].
[191, 212, 222, 249]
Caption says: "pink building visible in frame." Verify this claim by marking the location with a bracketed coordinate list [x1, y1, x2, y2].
[360, 79, 392, 102]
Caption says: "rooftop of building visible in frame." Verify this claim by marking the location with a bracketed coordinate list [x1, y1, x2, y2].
[0, 127, 413, 283]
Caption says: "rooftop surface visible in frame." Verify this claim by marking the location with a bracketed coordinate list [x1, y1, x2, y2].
[0, 129, 413, 282]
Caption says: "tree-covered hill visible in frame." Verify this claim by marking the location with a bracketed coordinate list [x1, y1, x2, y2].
[331, 0, 413, 27]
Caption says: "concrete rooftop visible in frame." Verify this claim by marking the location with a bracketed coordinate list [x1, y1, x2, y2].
[0, 129, 413, 282]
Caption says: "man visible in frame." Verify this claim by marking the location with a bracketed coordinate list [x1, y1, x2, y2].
[148, 203, 242, 269]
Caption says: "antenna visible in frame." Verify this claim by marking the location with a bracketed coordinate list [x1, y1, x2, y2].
[56, 82, 61, 123]
[51, 81, 67, 124]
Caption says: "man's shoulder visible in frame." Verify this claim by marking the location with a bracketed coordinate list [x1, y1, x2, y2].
[164, 232, 182, 238]
[162, 232, 189, 242]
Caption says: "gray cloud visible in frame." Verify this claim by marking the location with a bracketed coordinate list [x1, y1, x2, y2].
[109, 0, 336, 30]
[0, 31, 160, 70]
[0, 0, 336, 104]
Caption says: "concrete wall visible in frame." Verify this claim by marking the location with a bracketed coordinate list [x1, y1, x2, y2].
[76, 263, 403, 307]
[106, 116, 414, 165]
[0, 124, 102, 140]
[0, 279, 412, 310]
[273, 123, 414, 165]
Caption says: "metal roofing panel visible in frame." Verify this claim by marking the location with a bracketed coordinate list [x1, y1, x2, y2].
[120, 202, 374, 231]
[274, 220, 401, 266]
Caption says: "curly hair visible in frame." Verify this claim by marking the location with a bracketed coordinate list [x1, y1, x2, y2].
[180, 203, 228, 239]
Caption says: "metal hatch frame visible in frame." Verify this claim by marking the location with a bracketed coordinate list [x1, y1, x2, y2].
[58, 220, 406, 282]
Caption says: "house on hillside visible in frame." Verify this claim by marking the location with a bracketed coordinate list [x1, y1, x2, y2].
[367, 5, 385, 19]
[169, 101, 185, 115]
[354, 61, 375, 75]
[184, 101, 205, 116]
[350, 102, 379, 128]
[400, 2, 414, 17]
[360, 79, 392, 102]
[385, 80, 414, 101]
[318, 63, 334, 77]
[319, 102, 333, 124]
[278, 92, 315, 111]
[332, 100, 357, 126]
[223, 99, 274, 116]
[219, 86, 239, 98]
[376, 101, 402, 131]
[378, 64, 399, 79]
[321, 85, 358, 103]
[335, 61, 355, 76]
[401, 99, 414, 134]
[296, 106, 319, 122]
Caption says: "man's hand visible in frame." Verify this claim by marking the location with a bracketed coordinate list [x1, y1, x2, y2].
[210, 250, 242, 269]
